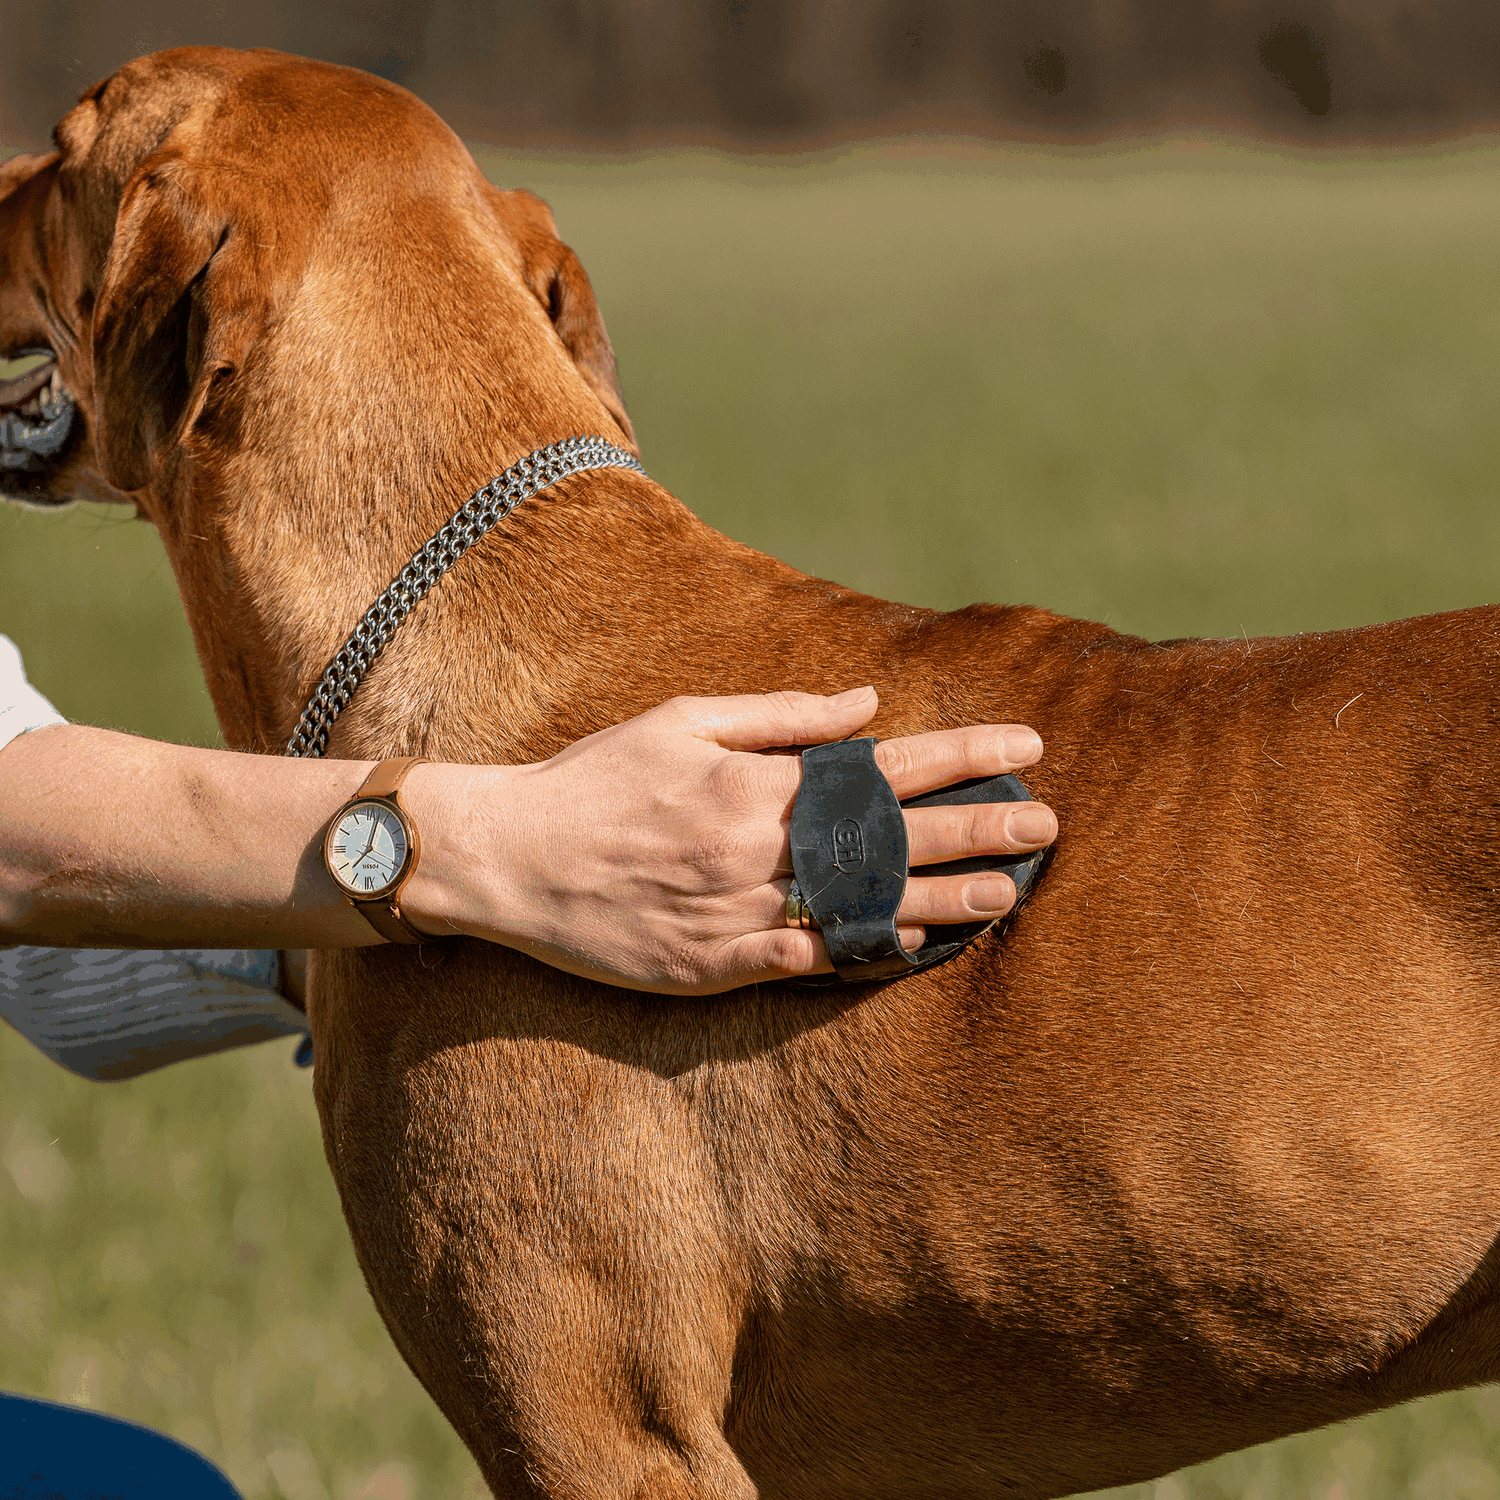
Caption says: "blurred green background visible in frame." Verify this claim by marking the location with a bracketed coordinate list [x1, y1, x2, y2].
[4, 139, 1500, 1499]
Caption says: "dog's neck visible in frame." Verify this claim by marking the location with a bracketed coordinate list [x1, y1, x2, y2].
[127, 193, 834, 762]
[126, 211, 599, 752]
[145, 361, 794, 762]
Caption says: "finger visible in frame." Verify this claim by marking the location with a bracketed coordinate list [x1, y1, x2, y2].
[899, 871, 1016, 924]
[904, 800, 1058, 866]
[874, 725, 1043, 799]
[708, 927, 831, 987]
[661, 687, 879, 753]
[703, 921, 927, 993]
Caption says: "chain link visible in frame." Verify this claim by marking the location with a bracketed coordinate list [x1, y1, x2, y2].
[284, 435, 646, 758]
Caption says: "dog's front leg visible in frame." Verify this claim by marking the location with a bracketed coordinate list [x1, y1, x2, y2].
[311, 947, 757, 1500]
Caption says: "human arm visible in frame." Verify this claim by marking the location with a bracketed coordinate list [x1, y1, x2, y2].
[0, 686, 1054, 993]
[0, 722, 433, 951]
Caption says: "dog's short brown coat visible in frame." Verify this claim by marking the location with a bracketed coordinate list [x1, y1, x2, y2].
[5, 47, 1500, 1500]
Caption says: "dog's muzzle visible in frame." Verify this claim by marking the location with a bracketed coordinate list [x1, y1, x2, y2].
[0, 355, 77, 473]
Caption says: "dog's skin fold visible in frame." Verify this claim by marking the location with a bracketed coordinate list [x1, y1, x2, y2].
[4, 46, 1499, 1500]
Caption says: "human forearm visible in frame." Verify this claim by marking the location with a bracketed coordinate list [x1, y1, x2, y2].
[0, 724, 387, 947]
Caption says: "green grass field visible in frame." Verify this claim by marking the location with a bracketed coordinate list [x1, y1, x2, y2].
[4, 137, 1500, 1499]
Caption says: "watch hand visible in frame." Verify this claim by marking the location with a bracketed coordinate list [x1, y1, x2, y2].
[354, 817, 380, 864]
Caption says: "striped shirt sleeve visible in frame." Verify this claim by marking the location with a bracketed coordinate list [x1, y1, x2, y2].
[0, 947, 308, 1080]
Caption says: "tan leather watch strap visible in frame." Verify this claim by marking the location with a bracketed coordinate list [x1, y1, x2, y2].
[354, 896, 427, 945]
[356, 756, 425, 799]
[337, 757, 429, 946]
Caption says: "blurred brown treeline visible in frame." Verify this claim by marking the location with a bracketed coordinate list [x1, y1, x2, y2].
[0, 0, 1497, 151]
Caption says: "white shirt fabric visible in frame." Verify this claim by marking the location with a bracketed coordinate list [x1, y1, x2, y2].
[0, 635, 308, 1079]
[0, 634, 67, 751]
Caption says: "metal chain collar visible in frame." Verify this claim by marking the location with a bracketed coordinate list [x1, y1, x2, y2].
[284, 434, 646, 758]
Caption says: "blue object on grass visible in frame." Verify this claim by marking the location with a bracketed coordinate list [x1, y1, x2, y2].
[0, 1391, 243, 1498]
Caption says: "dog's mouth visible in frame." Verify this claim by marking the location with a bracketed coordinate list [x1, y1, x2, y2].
[0, 349, 78, 502]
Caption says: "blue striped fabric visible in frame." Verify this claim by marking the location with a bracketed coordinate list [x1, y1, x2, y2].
[0, 947, 308, 1079]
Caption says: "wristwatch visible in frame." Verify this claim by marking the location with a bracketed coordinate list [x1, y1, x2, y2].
[322, 757, 429, 944]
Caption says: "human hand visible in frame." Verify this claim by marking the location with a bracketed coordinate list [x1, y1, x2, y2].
[402, 687, 1057, 995]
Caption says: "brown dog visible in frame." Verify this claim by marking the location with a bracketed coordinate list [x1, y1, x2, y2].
[5, 46, 1500, 1500]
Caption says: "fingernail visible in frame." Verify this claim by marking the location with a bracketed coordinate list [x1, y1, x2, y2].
[898, 926, 925, 951]
[1007, 805, 1056, 845]
[829, 686, 876, 707]
[1003, 729, 1042, 764]
[965, 878, 1014, 915]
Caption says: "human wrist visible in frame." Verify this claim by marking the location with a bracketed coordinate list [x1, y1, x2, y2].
[396, 762, 534, 944]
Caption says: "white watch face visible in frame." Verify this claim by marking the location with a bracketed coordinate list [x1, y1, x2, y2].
[327, 801, 410, 897]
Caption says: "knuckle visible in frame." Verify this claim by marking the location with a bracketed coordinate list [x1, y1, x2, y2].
[947, 725, 1002, 776]
[762, 929, 817, 976]
[705, 754, 764, 809]
[943, 803, 1007, 856]
[657, 694, 698, 723]
[681, 833, 732, 883]
[681, 823, 759, 886]
[757, 689, 805, 729]
[968, 725, 1008, 769]
[960, 805, 988, 851]
[875, 737, 917, 784]
[991, 805, 1024, 850]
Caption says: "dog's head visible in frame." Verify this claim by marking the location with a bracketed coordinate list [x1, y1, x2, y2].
[0, 47, 633, 512]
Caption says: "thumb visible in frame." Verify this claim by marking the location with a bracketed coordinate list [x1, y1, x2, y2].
[669, 687, 879, 752]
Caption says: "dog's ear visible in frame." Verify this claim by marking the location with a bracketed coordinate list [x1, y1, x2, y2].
[0, 151, 57, 199]
[486, 186, 633, 445]
[91, 161, 275, 492]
